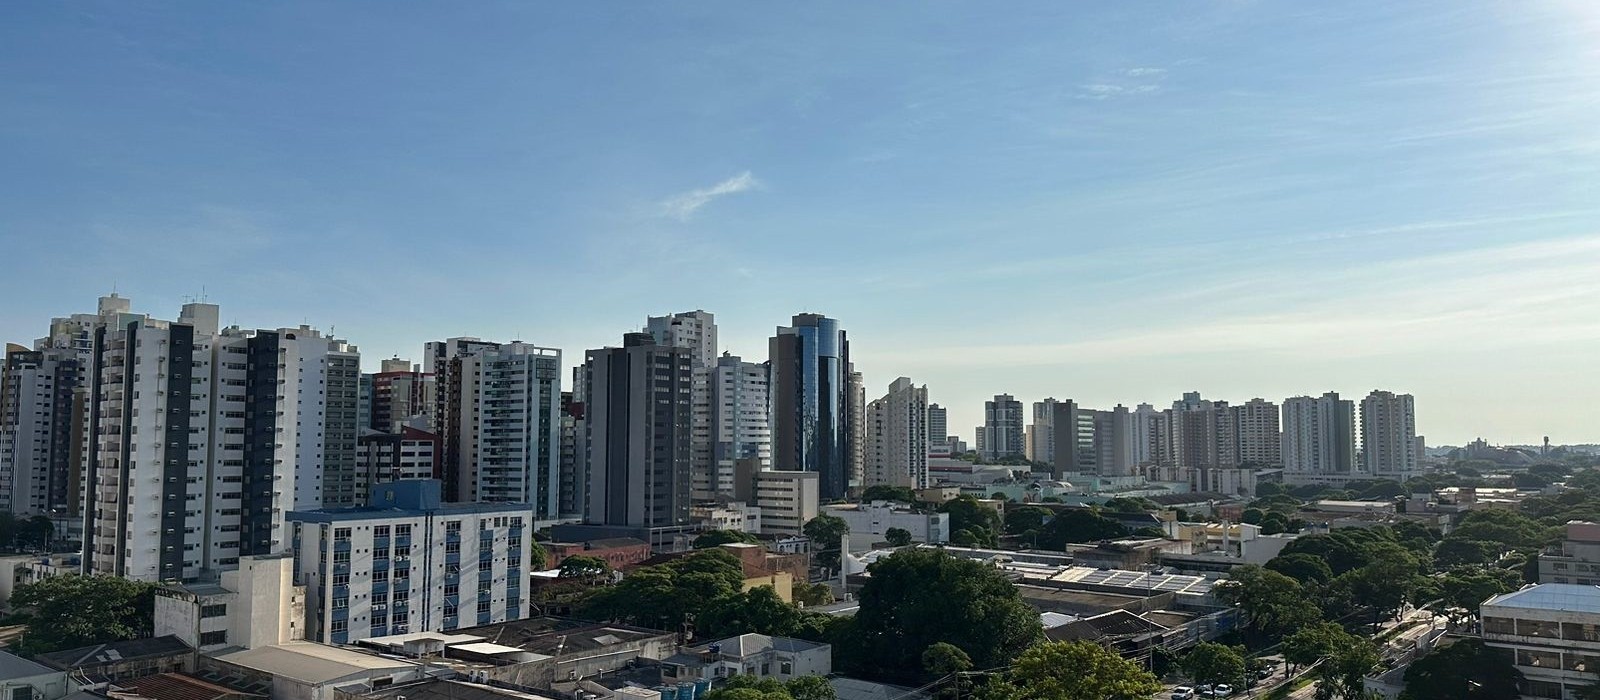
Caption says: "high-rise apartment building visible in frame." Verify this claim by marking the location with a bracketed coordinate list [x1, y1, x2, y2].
[356, 425, 442, 504]
[367, 358, 435, 434]
[1049, 401, 1135, 477]
[425, 338, 562, 517]
[768, 314, 855, 501]
[1360, 390, 1417, 478]
[77, 297, 359, 582]
[848, 370, 865, 491]
[865, 378, 929, 489]
[981, 394, 1025, 461]
[556, 383, 586, 520]
[1280, 392, 1357, 474]
[707, 353, 770, 498]
[926, 403, 948, 450]
[1131, 403, 1168, 467]
[0, 346, 85, 518]
[583, 333, 693, 529]
[646, 311, 718, 501]
[289, 480, 534, 645]
[1028, 398, 1058, 465]
[1233, 398, 1281, 468]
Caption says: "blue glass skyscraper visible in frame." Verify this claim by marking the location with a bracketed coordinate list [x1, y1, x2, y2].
[768, 314, 854, 501]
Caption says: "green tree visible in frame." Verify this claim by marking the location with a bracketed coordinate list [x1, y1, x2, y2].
[852, 548, 1041, 683]
[1265, 552, 1333, 585]
[939, 496, 1002, 547]
[862, 485, 919, 504]
[1397, 639, 1521, 700]
[1215, 566, 1323, 642]
[785, 676, 836, 700]
[976, 640, 1161, 700]
[12, 575, 159, 656]
[1281, 622, 1347, 675]
[1181, 642, 1246, 689]
[1314, 634, 1379, 700]
[1003, 506, 1051, 537]
[804, 514, 851, 571]
[699, 586, 802, 639]
[1240, 508, 1265, 525]
[579, 549, 744, 629]
[884, 527, 913, 547]
[792, 581, 834, 607]
[706, 676, 792, 700]
[1036, 508, 1126, 549]
[922, 642, 972, 677]
[695, 529, 760, 548]
[1437, 569, 1515, 623]
[558, 555, 611, 580]
[1332, 543, 1421, 630]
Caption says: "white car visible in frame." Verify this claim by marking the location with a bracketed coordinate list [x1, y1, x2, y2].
[1213, 685, 1235, 698]
[1170, 688, 1196, 700]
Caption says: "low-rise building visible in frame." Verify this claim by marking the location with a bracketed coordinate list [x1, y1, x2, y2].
[0, 651, 69, 700]
[1481, 583, 1600, 700]
[734, 465, 819, 537]
[198, 641, 426, 700]
[35, 636, 194, 686]
[288, 479, 535, 644]
[359, 617, 676, 692]
[1539, 521, 1600, 586]
[0, 554, 77, 610]
[662, 634, 831, 682]
[821, 502, 949, 544]
[690, 502, 761, 534]
[154, 553, 304, 652]
[541, 538, 652, 571]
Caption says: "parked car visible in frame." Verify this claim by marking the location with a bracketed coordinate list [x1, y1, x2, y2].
[1171, 688, 1196, 700]
[1213, 685, 1235, 697]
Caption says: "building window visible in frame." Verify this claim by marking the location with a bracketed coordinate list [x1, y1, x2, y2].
[331, 620, 348, 634]
[446, 541, 460, 554]
[1483, 617, 1515, 635]
[780, 661, 793, 675]
[200, 603, 227, 618]
[199, 630, 227, 646]
[11, 687, 32, 700]
[375, 525, 390, 538]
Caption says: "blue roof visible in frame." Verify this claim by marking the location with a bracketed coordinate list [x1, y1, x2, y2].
[1483, 584, 1600, 613]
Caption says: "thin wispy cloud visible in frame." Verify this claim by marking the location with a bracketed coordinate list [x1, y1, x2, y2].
[658, 171, 760, 220]
[1077, 67, 1169, 99]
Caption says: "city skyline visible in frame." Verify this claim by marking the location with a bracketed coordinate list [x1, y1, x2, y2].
[5, 3, 1600, 445]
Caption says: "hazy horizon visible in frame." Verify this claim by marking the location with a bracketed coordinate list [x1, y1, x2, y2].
[3, 2, 1598, 445]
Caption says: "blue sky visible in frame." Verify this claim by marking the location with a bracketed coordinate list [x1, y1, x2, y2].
[3, 2, 1598, 445]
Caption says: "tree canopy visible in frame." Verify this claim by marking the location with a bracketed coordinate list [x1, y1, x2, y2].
[579, 549, 745, 629]
[804, 515, 850, 571]
[973, 640, 1161, 700]
[695, 529, 760, 548]
[884, 527, 913, 547]
[558, 555, 611, 579]
[939, 496, 1002, 548]
[850, 548, 1041, 683]
[1035, 508, 1126, 549]
[12, 575, 158, 656]
[1216, 565, 1323, 643]
[1399, 640, 1521, 700]
[1181, 642, 1246, 689]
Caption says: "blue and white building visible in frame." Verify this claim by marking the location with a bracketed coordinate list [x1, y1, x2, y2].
[289, 480, 534, 645]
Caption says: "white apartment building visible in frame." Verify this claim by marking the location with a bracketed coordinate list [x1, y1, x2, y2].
[1482, 583, 1600, 700]
[865, 378, 929, 489]
[1360, 390, 1417, 478]
[0, 346, 83, 518]
[153, 552, 305, 651]
[1233, 398, 1281, 468]
[288, 480, 534, 646]
[1027, 399, 1057, 465]
[734, 463, 819, 536]
[708, 353, 771, 498]
[81, 298, 359, 582]
[821, 501, 949, 544]
[1281, 392, 1356, 474]
[646, 311, 719, 501]
[426, 338, 561, 517]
